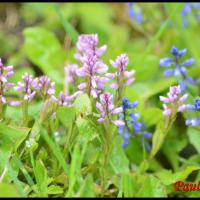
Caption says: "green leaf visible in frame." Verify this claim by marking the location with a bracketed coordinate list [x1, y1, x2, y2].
[187, 127, 200, 154]
[121, 173, 138, 197]
[0, 124, 30, 185]
[0, 183, 20, 197]
[23, 27, 66, 83]
[128, 77, 177, 102]
[40, 127, 69, 177]
[57, 107, 75, 127]
[126, 138, 144, 166]
[77, 3, 113, 40]
[0, 124, 30, 152]
[109, 136, 129, 174]
[48, 185, 63, 195]
[134, 55, 159, 81]
[74, 94, 92, 115]
[136, 175, 167, 197]
[156, 166, 200, 186]
[34, 159, 48, 197]
[77, 175, 94, 197]
[66, 144, 82, 197]
[76, 116, 98, 141]
[149, 120, 166, 159]
[12, 155, 35, 187]
[142, 107, 163, 127]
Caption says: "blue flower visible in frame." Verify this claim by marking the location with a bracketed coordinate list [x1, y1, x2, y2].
[160, 45, 196, 92]
[118, 97, 152, 148]
[185, 99, 200, 127]
[122, 97, 138, 110]
[194, 99, 200, 111]
[181, 3, 200, 28]
[127, 3, 143, 24]
[186, 118, 200, 126]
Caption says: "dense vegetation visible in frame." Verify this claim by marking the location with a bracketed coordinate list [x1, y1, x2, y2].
[1, 3, 200, 197]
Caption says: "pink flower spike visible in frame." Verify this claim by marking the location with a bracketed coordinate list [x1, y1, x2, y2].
[0, 96, 6, 104]
[110, 60, 118, 68]
[97, 118, 105, 123]
[9, 101, 21, 106]
[159, 96, 170, 103]
[78, 83, 87, 90]
[126, 78, 135, 86]
[112, 107, 123, 114]
[96, 102, 104, 113]
[76, 68, 87, 77]
[90, 89, 98, 99]
[163, 108, 172, 117]
[51, 95, 58, 103]
[112, 120, 125, 126]
[124, 70, 135, 78]
[106, 73, 116, 79]
[96, 45, 107, 57]
[110, 83, 119, 90]
[179, 94, 188, 103]
[178, 105, 186, 112]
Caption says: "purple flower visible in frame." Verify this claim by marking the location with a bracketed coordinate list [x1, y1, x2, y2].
[96, 92, 124, 126]
[160, 46, 195, 92]
[106, 54, 135, 101]
[74, 34, 109, 99]
[64, 64, 78, 84]
[159, 85, 188, 117]
[51, 92, 74, 107]
[75, 34, 107, 62]
[76, 54, 108, 77]
[32, 75, 55, 98]
[0, 58, 15, 106]
[76, 52, 108, 98]
[14, 73, 36, 102]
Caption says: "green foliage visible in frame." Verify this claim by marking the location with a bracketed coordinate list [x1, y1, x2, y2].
[1, 2, 200, 198]
[23, 27, 66, 84]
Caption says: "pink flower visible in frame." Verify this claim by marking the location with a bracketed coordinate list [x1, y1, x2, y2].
[75, 34, 107, 62]
[106, 54, 135, 98]
[96, 92, 124, 126]
[0, 58, 15, 106]
[32, 75, 55, 98]
[75, 34, 109, 99]
[160, 85, 188, 117]
[64, 64, 78, 84]
[14, 73, 36, 102]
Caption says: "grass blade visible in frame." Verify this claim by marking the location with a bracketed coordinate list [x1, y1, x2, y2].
[54, 3, 79, 44]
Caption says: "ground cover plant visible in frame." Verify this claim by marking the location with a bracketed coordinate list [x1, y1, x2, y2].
[1, 2, 200, 198]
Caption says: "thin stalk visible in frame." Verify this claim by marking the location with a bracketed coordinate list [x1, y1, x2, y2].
[101, 119, 111, 196]
[0, 165, 8, 183]
[22, 100, 29, 125]
[63, 118, 76, 159]
[53, 3, 78, 45]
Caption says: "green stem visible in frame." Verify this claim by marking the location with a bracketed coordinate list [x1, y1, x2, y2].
[63, 119, 76, 159]
[53, 3, 78, 44]
[22, 100, 29, 125]
[0, 104, 6, 120]
[101, 120, 111, 196]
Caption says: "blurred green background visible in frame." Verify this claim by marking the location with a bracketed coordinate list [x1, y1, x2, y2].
[1, 3, 200, 197]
